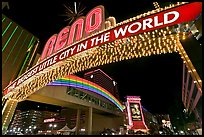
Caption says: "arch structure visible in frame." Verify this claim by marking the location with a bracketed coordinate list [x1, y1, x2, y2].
[2, 2, 202, 134]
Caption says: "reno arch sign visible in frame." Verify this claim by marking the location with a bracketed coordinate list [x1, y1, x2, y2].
[3, 2, 202, 95]
[41, 7, 179, 61]
[40, 5, 105, 61]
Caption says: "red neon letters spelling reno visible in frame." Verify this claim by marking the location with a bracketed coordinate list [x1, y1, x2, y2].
[41, 6, 105, 61]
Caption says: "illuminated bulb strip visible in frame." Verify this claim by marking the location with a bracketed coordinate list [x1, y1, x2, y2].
[13, 27, 181, 102]
[47, 75, 123, 111]
[176, 41, 202, 94]
[3, 99, 17, 126]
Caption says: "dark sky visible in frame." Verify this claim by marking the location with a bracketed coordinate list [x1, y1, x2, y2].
[2, 0, 184, 116]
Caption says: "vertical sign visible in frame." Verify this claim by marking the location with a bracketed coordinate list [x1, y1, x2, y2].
[126, 96, 148, 132]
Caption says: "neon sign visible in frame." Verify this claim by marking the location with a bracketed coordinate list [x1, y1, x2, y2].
[126, 96, 148, 131]
[41, 6, 105, 61]
[3, 2, 202, 95]
[44, 118, 55, 123]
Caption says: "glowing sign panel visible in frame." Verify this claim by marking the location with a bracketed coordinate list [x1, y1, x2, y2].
[41, 34, 57, 61]
[85, 7, 104, 35]
[54, 26, 70, 52]
[130, 103, 142, 121]
[126, 96, 148, 131]
[44, 118, 55, 123]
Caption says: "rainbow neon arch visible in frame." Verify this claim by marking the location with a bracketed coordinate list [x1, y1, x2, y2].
[47, 75, 123, 112]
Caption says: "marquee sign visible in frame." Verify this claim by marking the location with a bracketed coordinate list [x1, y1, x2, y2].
[43, 117, 66, 123]
[44, 118, 55, 123]
[3, 2, 202, 95]
[126, 96, 148, 131]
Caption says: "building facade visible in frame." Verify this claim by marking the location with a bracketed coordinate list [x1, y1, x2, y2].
[180, 13, 202, 128]
[84, 69, 120, 100]
[7, 109, 60, 135]
[181, 62, 202, 128]
[142, 107, 160, 134]
[2, 13, 39, 93]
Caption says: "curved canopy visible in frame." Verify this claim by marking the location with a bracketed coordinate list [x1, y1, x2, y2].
[58, 125, 76, 132]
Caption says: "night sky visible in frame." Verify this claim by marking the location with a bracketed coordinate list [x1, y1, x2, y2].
[3, 0, 185, 118]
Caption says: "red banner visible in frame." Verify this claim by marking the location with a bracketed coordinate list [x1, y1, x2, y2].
[3, 2, 202, 95]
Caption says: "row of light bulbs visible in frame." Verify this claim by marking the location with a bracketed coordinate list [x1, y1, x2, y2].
[177, 42, 202, 92]
[153, 2, 160, 9]
[12, 25, 188, 102]
[3, 99, 17, 130]
[7, 2, 190, 101]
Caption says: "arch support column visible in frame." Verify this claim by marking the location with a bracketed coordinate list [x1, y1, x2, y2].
[2, 99, 18, 135]
[75, 109, 81, 135]
[88, 107, 93, 135]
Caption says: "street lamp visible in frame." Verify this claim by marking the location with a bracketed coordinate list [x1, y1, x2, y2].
[49, 124, 57, 134]
[49, 124, 53, 128]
